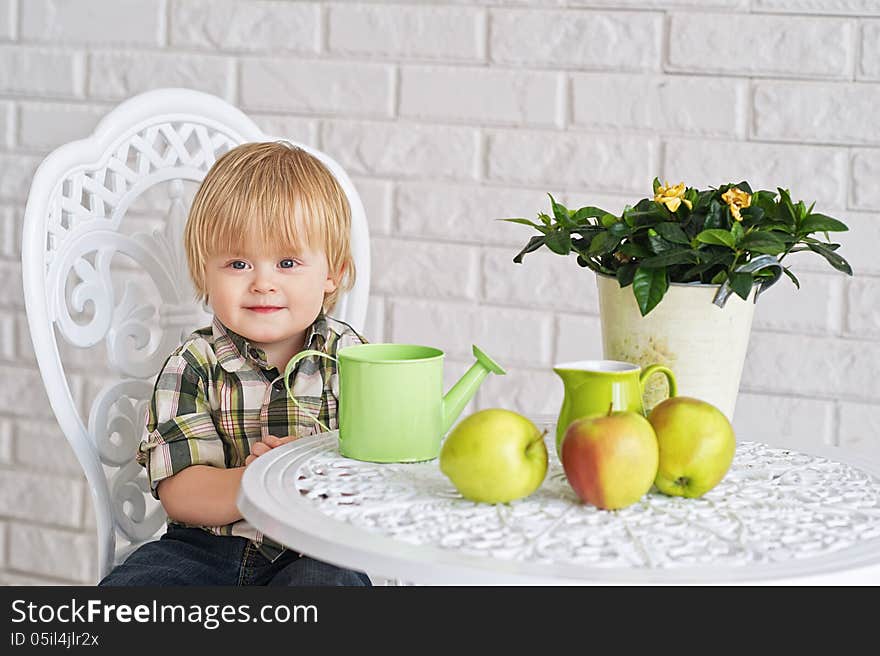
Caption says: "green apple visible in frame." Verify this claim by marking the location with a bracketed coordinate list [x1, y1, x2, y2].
[560, 411, 658, 510]
[649, 396, 736, 499]
[439, 409, 548, 504]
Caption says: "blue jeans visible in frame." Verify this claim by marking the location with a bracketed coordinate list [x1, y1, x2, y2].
[99, 526, 371, 586]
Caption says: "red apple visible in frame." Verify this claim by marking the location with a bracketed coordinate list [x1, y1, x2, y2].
[561, 411, 659, 510]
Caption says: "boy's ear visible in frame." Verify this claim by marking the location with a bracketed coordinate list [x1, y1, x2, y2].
[324, 261, 347, 294]
[324, 268, 340, 294]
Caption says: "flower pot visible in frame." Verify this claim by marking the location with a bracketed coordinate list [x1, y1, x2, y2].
[595, 273, 756, 420]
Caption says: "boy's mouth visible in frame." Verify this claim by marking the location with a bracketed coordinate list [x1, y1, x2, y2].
[244, 306, 285, 314]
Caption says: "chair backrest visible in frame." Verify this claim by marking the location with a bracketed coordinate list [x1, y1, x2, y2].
[21, 88, 370, 581]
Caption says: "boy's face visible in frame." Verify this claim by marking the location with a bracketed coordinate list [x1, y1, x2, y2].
[204, 241, 337, 359]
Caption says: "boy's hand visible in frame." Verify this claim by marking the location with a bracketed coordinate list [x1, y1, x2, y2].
[260, 434, 298, 449]
[243, 435, 297, 466]
[244, 440, 271, 466]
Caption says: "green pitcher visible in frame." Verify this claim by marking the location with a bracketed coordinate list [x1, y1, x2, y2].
[553, 359, 676, 457]
[285, 344, 505, 463]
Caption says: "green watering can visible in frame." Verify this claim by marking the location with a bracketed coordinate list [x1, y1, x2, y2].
[285, 344, 506, 463]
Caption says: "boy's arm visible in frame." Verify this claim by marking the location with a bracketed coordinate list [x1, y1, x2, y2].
[140, 347, 249, 527]
[157, 465, 246, 527]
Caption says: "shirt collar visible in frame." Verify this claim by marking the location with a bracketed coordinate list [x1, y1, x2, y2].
[212, 317, 250, 372]
[305, 311, 330, 352]
[212, 313, 333, 373]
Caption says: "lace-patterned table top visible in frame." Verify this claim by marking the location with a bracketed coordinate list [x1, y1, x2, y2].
[238, 427, 880, 584]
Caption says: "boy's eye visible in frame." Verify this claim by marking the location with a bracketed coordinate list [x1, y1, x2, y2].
[279, 258, 296, 269]
[229, 260, 248, 270]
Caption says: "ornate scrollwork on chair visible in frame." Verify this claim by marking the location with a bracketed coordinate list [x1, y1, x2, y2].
[51, 125, 227, 564]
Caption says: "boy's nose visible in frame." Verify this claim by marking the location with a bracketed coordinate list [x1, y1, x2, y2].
[250, 270, 277, 293]
[251, 279, 277, 293]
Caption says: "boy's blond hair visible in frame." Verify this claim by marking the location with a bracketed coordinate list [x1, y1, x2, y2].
[184, 141, 354, 313]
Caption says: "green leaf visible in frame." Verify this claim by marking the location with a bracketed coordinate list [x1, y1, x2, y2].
[628, 208, 665, 228]
[587, 231, 611, 255]
[571, 224, 605, 238]
[799, 214, 849, 234]
[704, 200, 727, 230]
[538, 212, 552, 227]
[728, 271, 754, 301]
[801, 236, 840, 248]
[647, 229, 675, 254]
[807, 242, 853, 275]
[608, 221, 630, 238]
[600, 213, 619, 228]
[500, 217, 550, 234]
[572, 231, 603, 253]
[761, 221, 795, 234]
[695, 229, 736, 248]
[653, 177, 662, 195]
[739, 231, 787, 255]
[782, 267, 800, 289]
[512, 235, 546, 263]
[739, 205, 765, 227]
[682, 250, 735, 278]
[694, 189, 716, 213]
[777, 188, 798, 227]
[619, 242, 652, 258]
[731, 221, 745, 245]
[653, 222, 690, 245]
[544, 230, 572, 255]
[548, 194, 569, 224]
[632, 267, 669, 316]
[571, 206, 609, 224]
[616, 263, 637, 288]
[752, 190, 777, 206]
[638, 249, 698, 268]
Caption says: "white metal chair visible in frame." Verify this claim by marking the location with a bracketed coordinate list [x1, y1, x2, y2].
[21, 87, 371, 582]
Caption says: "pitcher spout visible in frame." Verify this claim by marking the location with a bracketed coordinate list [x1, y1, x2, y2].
[441, 345, 506, 434]
[553, 367, 579, 385]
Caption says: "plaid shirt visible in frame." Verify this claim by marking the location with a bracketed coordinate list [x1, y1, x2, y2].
[136, 312, 366, 560]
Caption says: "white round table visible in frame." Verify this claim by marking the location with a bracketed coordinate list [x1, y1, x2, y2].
[237, 427, 880, 585]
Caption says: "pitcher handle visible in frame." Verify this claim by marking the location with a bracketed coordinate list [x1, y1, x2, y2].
[639, 364, 677, 401]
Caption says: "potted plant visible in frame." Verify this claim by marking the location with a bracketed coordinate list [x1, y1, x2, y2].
[504, 179, 852, 419]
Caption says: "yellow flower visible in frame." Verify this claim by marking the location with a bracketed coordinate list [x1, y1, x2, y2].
[654, 181, 692, 213]
[721, 187, 751, 222]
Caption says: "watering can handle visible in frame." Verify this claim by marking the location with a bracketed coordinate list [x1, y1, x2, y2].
[275, 349, 338, 434]
[639, 364, 677, 401]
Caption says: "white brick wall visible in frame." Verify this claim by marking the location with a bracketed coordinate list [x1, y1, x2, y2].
[21, 0, 163, 46]
[1, 0, 878, 584]
[667, 13, 854, 78]
[240, 59, 394, 116]
[171, 1, 321, 53]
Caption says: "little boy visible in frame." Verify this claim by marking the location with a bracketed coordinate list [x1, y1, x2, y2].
[99, 141, 371, 586]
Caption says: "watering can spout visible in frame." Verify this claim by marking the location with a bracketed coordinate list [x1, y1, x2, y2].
[441, 345, 506, 434]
